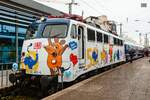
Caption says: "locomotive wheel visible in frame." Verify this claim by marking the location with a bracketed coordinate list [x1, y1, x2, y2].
[40, 76, 52, 96]
[9, 73, 17, 85]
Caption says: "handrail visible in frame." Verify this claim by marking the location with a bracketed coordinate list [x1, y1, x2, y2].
[0, 62, 15, 65]
[0, 64, 12, 88]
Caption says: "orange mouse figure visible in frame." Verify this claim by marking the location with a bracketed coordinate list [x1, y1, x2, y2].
[44, 38, 68, 76]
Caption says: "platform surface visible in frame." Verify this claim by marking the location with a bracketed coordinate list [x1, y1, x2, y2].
[43, 58, 150, 100]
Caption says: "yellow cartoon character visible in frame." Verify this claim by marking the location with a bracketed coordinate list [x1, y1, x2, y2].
[21, 43, 39, 73]
[101, 48, 107, 64]
[86, 48, 98, 69]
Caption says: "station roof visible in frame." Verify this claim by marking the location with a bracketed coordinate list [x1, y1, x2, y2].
[9, 0, 64, 16]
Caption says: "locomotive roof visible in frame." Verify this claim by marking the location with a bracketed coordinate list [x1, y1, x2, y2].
[39, 18, 123, 40]
[44, 18, 70, 23]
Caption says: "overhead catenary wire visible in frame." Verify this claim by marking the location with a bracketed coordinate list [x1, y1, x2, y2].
[79, 0, 114, 15]
[37, 0, 120, 22]
[79, 0, 119, 21]
[94, 0, 122, 21]
[36, 0, 67, 4]
[38, 0, 115, 18]
[79, 0, 103, 15]
[94, 0, 113, 13]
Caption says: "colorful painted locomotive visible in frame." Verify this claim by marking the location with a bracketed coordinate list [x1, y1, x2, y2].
[9, 16, 127, 92]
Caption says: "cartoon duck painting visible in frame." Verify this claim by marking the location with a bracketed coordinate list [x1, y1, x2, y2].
[21, 43, 39, 73]
[24, 52, 38, 69]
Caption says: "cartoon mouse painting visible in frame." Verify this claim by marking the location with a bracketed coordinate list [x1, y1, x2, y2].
[44, 38, 68, 76]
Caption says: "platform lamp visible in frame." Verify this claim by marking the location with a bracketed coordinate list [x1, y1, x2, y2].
[135, 30, 142, 45]
[139, 33, 142, 45]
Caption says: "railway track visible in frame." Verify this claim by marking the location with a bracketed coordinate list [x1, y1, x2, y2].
[0, 66, 118, 99]
[0, 77, 74, 100]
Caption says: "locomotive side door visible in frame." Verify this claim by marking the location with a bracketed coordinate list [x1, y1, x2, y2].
[78, 26, 85, 66]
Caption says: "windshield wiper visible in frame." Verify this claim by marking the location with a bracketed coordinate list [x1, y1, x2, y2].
[50, 32, 62, 38]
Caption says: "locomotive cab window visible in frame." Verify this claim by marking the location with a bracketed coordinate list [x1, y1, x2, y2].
[96, 31, 103, 42]
[104, 34, 109, 43]
[43, 24, 68, 38]
[26, 22, 39, 39]
[87, 28, 95, 41]
[70, 24, 77, 38]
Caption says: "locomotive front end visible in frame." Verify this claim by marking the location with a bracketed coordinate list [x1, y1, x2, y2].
[9, 18, 74, 92]
[20, 18, 70, 76]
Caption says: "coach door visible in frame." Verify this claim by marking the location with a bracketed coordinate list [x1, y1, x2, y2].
[78, 26, 85, 66]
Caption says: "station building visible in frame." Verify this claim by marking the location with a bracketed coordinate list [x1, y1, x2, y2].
[0, 0, 63, 64]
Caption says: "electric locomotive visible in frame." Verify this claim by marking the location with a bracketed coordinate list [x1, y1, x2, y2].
[9, 16, 126, 92]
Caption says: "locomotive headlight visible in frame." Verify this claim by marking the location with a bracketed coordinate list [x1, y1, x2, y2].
[12, 63, 18, 72]
[52, 59, 57, 64]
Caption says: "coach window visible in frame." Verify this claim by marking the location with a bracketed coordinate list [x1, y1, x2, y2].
[120, 40, 123, 46]
[114, 37, 116, 45]
[104, 34, 108, 43]
[109, 36, 114, 44]
[87, 28, 95, 41]
[115, 38, 117, 45]
[96, 31, 103, 42]
[119, 40, 123, 46]
[116, 39, 118, 45]
[70, 24, 77, 38]
[118, 39, 120, 45]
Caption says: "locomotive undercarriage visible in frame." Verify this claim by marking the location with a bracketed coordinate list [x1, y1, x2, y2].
[9, 69, 61, 96]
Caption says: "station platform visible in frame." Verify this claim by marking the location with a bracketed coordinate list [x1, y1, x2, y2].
[43, 57, 150, 100]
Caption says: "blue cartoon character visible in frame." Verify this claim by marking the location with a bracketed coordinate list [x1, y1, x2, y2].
[117, 49, 120, 60]
[92, 51, 98, 61]
[86, 48, 98, 68]
[69, 41, 77, 50]
[21, 43, 39, 73]
[114, 49, 120, 61]
[24, 53, 38, 69]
